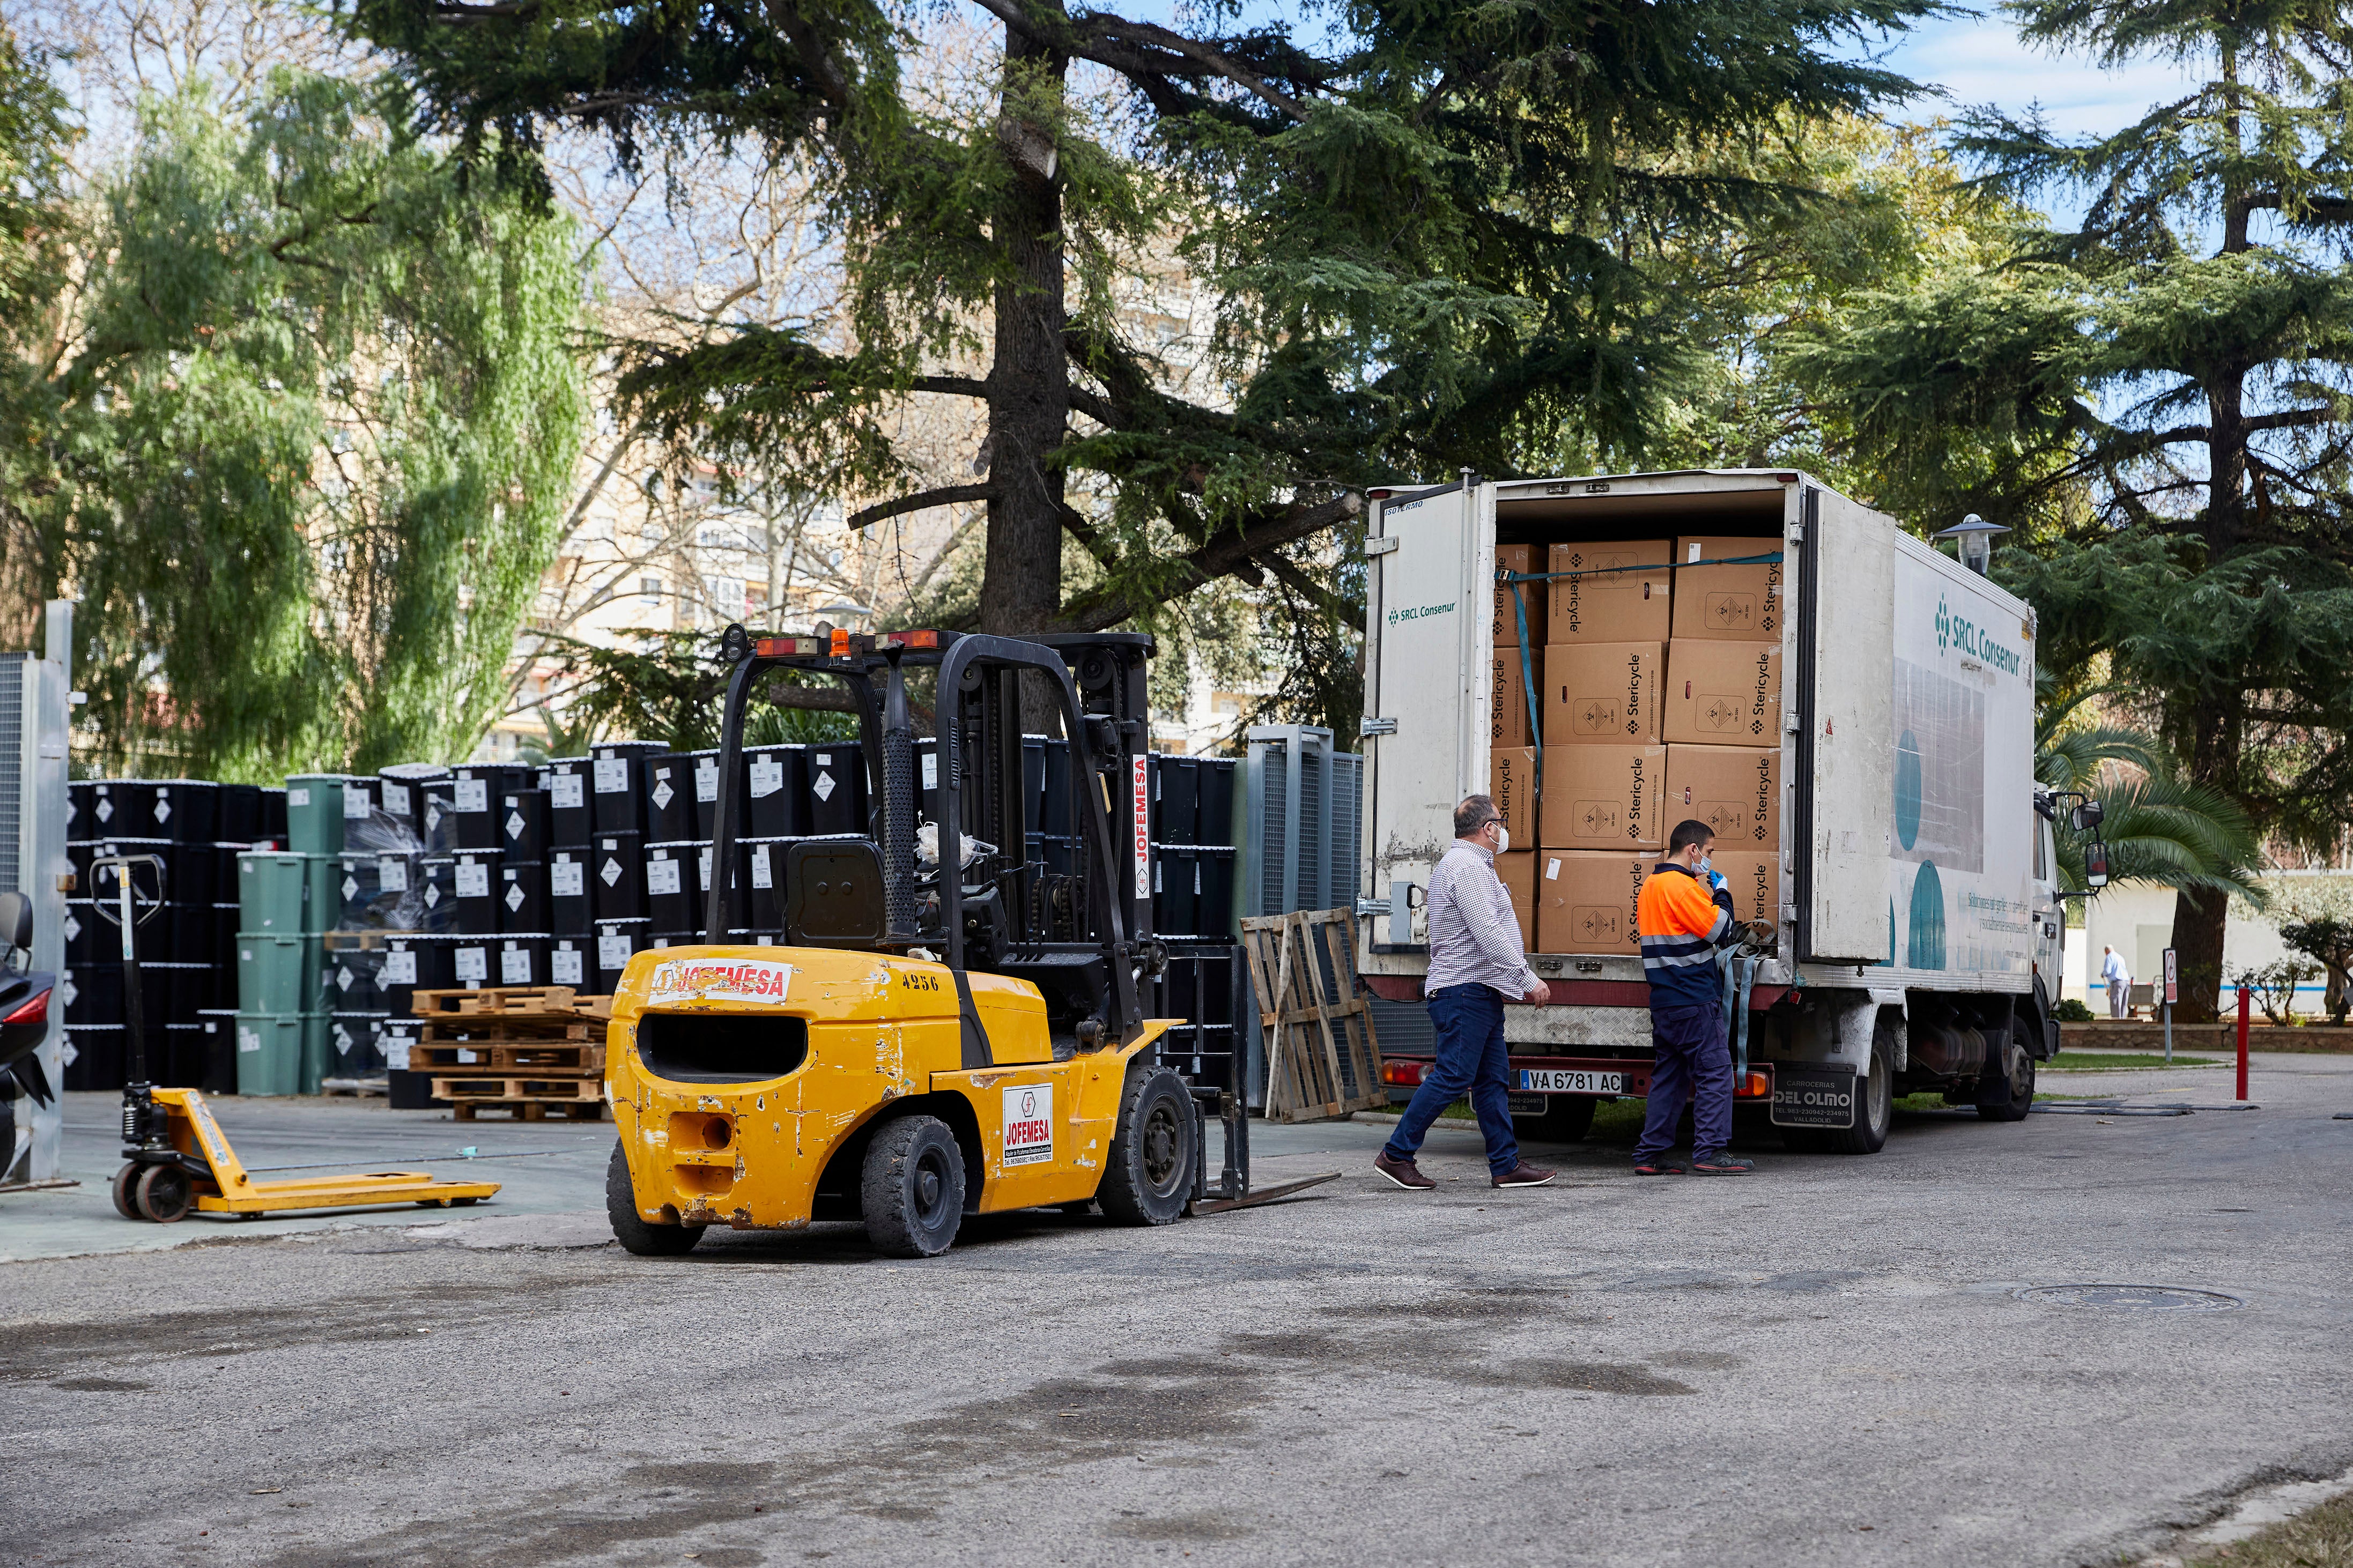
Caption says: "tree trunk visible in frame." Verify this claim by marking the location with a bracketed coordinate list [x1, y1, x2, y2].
[2169, 884, 2230, 1024]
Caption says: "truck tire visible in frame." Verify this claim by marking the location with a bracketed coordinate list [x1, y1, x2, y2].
[1804, 1020, 1895, 1156]
[862, 1115, 965, 1258]
[606, 1141, 705, 1256]
[1099, 1067, 1196, 1225]
[1513, 1095, 1598, 1144]
[1975, 1016, 2037, 1122]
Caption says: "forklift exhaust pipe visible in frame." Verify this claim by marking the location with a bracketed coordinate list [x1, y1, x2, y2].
[880, 653, 918, 942]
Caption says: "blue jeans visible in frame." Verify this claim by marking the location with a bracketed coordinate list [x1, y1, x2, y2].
[1383, 985, 1521, 1178]
[1635, 1003, 1734, 1162]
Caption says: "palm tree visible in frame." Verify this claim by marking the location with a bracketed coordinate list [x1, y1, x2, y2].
[2037, 675, 2266, 902]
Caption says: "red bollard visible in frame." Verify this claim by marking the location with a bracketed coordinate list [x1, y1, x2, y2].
[2237, 984, 2251, 1101]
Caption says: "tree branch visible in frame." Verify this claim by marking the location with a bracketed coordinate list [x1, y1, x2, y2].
[848, 484, 995, 531]
[1052, 492, 1362, 631]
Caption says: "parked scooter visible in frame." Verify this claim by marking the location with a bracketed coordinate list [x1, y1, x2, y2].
[0, 890, 57, 1186]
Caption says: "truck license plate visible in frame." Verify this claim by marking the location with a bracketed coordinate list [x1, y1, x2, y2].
[1518, 1069, 1624, 1095]
[1771, 1066, 1857, 1128]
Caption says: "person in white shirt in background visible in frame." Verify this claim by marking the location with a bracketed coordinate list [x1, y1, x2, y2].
[2102, 946, 2132, 1018]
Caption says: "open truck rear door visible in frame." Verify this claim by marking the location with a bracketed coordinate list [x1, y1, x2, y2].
[1360, 481, 1489, 949]
[1791, 484, 1897, 963]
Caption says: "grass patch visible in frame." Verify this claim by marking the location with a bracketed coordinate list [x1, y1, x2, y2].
[2048, 1053, 2219, 1071]
[2186, 1486, 2353, 1567]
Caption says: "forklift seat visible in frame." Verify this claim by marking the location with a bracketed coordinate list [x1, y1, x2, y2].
[785, 840, 890, 950]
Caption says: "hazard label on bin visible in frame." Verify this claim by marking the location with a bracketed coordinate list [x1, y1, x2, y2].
[1003, 1083, 1054, 1166]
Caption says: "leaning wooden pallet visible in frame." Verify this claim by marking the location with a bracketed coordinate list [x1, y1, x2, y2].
[1240, 909, 1386, 1124]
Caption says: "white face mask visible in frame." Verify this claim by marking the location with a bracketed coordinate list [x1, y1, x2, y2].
[1491, 824, 1510, 855]
[1697, 853, 1712, 875]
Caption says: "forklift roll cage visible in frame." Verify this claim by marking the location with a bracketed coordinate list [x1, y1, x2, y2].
[700, 622, 1159, 1052]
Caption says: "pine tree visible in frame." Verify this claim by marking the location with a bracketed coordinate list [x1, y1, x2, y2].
[1800, 0, 2353, 1020]
[342, 0, 1933, 729]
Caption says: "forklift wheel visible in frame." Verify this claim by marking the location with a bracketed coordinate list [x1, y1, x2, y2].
[110, 1163, 142, 1222]
[605, 1142, 704, 1256]
[1099, 1067, 1197, 1227]
[134, 1164, 194, 1224]
[862, 1116, 965, 1258]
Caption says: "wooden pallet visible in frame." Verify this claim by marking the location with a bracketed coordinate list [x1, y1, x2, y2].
[409, 1041, 604, 1074]
[1240, 908, 1386, 1124]
[417, 1017, 600, 1046]
[446, 1098, 608, 1123]
[429, 1073, 609, 1121]
[411, 985, 613, 1022]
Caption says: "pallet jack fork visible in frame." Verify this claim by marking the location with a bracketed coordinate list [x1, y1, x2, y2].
[94, 852, 500, 1224]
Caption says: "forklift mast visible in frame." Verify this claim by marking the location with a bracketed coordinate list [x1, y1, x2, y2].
[700, 625, 1161, 1053]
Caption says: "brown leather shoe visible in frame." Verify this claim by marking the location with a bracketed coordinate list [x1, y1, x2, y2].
[1491, 1162, 1557, 1188]
[1374, 1151, 1436, 1190]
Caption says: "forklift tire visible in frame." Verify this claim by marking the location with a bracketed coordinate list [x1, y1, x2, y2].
[1099, 1067, 1196, 1227]
[1975, 1017, 2037, 1123]
[133, 1163, 194, 1224]
[862, 1116, 965, 1258]
[1512, 1095, 1598, 1145]
[110, 1163, 142, 1221]
[605, 1142, 704, 1257]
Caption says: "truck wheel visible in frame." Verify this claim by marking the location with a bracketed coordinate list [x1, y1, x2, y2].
[862, 1116, 965, 1258]
[1512, 1096, 1597, 1144]
[1099, 1067, 1196, 1225]
[606, 1141, 704, 1257]
[1975, 1017, 2037, 1123]
[1815, 1022, 1895, 1155]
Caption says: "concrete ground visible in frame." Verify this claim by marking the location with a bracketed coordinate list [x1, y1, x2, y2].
[3, 1053, 2350, 1567]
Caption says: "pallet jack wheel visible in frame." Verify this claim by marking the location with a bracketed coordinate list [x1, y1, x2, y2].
[110, 1163, 143, 1221]
[134, 1163, 194, 1224]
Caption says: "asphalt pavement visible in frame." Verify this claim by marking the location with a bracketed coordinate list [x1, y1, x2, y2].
[4, 1053, 2351, 1567]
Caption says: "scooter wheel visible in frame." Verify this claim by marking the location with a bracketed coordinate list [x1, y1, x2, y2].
[134, 1164, 195, 1224]
[110, 1163, 143, 1221]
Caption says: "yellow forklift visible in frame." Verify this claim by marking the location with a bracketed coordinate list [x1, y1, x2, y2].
[606, 627, 1300, 1257]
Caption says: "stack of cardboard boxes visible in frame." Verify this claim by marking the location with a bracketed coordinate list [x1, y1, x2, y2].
[1490, 537, 1785, 956]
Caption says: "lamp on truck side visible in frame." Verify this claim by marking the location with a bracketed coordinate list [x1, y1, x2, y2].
[1932, 514, 2010, 576]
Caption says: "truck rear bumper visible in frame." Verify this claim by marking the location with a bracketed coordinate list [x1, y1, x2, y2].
[1379, 1054, 1774, 1100]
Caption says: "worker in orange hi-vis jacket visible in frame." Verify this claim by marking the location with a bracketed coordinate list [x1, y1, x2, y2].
[1632, 820, 1773, 1177]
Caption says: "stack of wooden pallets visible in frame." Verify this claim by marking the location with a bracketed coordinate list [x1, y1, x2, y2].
[411, 986, 613, 1121]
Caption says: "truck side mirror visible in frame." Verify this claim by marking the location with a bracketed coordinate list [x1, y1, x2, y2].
[0, 891, 29, 956]
[2071, 801, 2104, 831]
[2084, 842, 2110, 889]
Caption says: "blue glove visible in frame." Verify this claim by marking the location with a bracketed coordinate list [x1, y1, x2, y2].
[1707, 869, 1728, 893]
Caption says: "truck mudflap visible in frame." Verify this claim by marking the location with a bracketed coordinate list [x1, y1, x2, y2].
[1769, 1064, 1857, 1128]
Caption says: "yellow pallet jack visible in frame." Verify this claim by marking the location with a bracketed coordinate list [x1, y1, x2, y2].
[96, 852, 500, 1224]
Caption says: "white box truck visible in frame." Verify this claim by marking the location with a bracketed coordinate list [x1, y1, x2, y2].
[1357, 470, 2103, 1154]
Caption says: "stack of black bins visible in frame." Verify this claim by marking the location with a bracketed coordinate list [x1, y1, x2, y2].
[1142, 753, 1245, 1093]
[640, 747, 760, 949]
[60, 779, 248, 1093]
[588, 741, 662, 985]
[448, 762, 554, 992]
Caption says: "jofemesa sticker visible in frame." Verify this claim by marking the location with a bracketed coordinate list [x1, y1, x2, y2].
[647, 958, 796, 1006]
[1002, 1083, 1053, 1166]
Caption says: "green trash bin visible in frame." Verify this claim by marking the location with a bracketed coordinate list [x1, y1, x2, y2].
[238, 852, 309, 933]
[302, 854, 342, 934]
[285, 775, 345, 856]
[299, 1010, 332, 1095]
[235, 932, 309, 1014]
[234, 1013, 303, 1097]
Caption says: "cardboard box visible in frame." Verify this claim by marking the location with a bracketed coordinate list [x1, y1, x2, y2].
[1496, 850, 1537, 951]
[1671, 536, 1785, 642]
[1712, 851, 1780, 930]
[1491, 643, 1533, 747]
[1543, 642, 1663, 745]
[1662, 640, 1782, 746]
[1535, 850, 1656, 955]
[1663, 743, 1781, 851]
[1538, 744, 1666, 850]
[1494, 544, 1544, 648]
[1490, 747, 1537, 845]
[1548, 540, 1672, 643]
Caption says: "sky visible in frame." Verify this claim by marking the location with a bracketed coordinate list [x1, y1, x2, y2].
[1868, 4, 2205, 142]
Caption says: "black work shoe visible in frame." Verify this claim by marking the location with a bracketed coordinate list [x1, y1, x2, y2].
[1374, 1151, 1437, 1190]
[1491, 1163, 1557, 1188]
[1632, 1157, 1685, 1176]
[1690, 1153, 1755, 1175]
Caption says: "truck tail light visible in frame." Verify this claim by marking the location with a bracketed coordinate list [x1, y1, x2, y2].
[1734, 1070, 1770, 1099]
[1380, 1060, 1425, 1087]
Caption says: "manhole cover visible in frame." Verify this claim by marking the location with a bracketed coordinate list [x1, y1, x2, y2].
[2014, 1284, 2244, 1312]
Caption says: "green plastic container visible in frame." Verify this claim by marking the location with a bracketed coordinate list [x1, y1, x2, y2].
[234, 1013, 303, 1097]
[285, 775, 345, 856]
[235, 933, 309, 1014]
[238, 852, 309, 933]
[302, 855, 342, 934]
[299, 1011, 332, 1095]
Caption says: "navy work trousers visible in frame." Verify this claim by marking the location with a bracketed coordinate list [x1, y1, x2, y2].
[1634, 1002, 1734, 1162]
[1382, 984, 1521, 1178]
